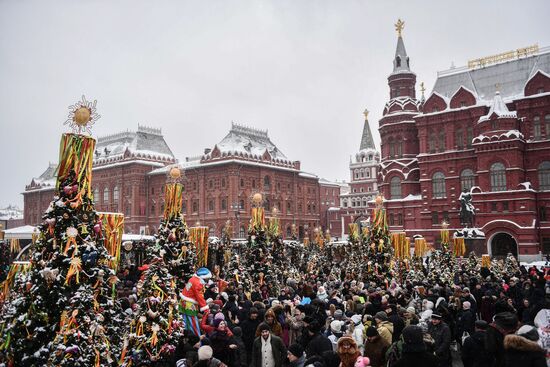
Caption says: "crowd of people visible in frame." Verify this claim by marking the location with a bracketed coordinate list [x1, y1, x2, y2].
[119, 250, 550, 367]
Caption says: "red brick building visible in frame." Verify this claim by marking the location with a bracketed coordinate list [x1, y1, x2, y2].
[378, 28, 550, 261]
[24, 123, 323, 238]
[147, 123, 321, 239]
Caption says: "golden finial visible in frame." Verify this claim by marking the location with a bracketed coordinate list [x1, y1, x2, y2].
[495, 83, 501, 93]
[420, 82, 426, 99]
[395, 19, 405, 37]
[363, 109, 369, 120]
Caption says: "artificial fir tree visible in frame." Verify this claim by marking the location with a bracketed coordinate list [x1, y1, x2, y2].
[0, 97, 124, 366]
[122, 167, 195, 366]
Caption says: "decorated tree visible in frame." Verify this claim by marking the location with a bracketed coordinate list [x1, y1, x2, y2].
[0, 97, 125, 366]
[122, 167, 195, 366]
[363, 195, 394, 284]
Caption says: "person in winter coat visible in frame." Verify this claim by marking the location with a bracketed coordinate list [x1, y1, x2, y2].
[350, 314, 365, 354]
[455, 301, 475, 345]
[480, 292, 497, 323]
[286, 306, 304, 346]
[374, 311, 394, 345]
[287, 343, 306, 367]
[256, 308, 283, 338]
[420, 300, 434, 326]
[231, 326, 247, 367]
[363, 326, 390, 367]
[192, 345, 227, 367]
[427, 313, 451, 367]
[240, 307, 260, 364]
[384, 304, 405, 343]
[461, 320, 491, 367]
[503, 325, 546, 367]
[393, 326, 438, 367]
[250, 323, 287, 367]
[485, 312, 518, 367]
[305, 320, 333, 359]
[208, 320, 237, 366]
[327, 320, 344, 351]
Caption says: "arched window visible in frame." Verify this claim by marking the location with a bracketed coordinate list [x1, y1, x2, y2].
[239, 226, 246, 238]
[366, 170, 370, 178]
[103, 187, 109, 203]
[208, 199, 214, 212]
[354, 169, 359, 179]
[396, 56, 401, 68]
[221, 198, 227, 211]
[490, 162, 507, 192]
[455, 128, 463, 149]
[539, 161, 550, 190]
[438, 131, 445, 152]
[221, 178, 226, 188]
[263, 176, 271, 190]
[286, 201, 292, 213]
[368, 155, 373, 161]
[390, 177, 402, 199]
[460, 169, 475, 192]
[534, 116, 541, 140]
[94, 188, 99, 201]
[545, 114, 550, 138]
[113, 186, 119, 201]
[432, 172, 446, 198]
[286, 226, 292, 238]
[240, 178, 244, 187]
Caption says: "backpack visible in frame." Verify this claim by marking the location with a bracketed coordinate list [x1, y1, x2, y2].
[385, 339, 403, 367]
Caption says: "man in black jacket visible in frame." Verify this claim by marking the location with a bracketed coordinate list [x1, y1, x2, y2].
[485, 312, 518, 367]
[427, 312, 451, 367]
[461, 320, 491, 367]
[250, 323, 287, 367]
[240, 307, 261, 364]
[304, 321, 332, 360]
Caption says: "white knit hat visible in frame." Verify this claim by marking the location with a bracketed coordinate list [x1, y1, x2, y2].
[330, 320, 343, 333]
[198, 345, 213, 360]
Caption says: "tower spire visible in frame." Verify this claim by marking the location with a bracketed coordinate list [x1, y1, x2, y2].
[360, 109, 376, 150]
[392, 18, 410, 74]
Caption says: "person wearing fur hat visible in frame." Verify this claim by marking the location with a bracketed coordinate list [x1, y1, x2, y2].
[181, 267, 213, 336]
[485, 311, 518, 367]
[393, 326, 438, 367]
[427, 312, 451, 367]
[363, 326, 390, 367]
[503, 325, 546, 367]
[250, 323, 287, 367]
[461, 320, 491, 367]
[336, 336, 368, 367]
[374, 312, 393, 345]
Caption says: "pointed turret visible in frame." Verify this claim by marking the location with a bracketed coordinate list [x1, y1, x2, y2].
[360, 109, 376, 151]
[387, 19, 416, 100]
[392, 22, 410, 74]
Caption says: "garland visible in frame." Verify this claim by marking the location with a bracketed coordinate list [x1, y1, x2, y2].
[99, 213, 125, 270]
[189, 226, 209, 267]
[55, 133, 95, 199]
[163, 183, 184, 220]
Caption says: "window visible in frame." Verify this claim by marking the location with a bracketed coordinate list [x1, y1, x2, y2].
[503, 202, 509, 212]
[438, 131, 445, 152]
[433, 106, 439, 113]
[366, 170, 370, 178]
[456, 128, 463, 149]
[193, 182, 197, 191]
[396, 56, 401, 68]
[125, 203, 131, 216]
[113, 186, 119, 201]
[432, 212, 439, 225]
[240, 178, 244, 187]
[354, 170, 359, 179]
[151, 205, 156, 215]
[239, 226, 246, 238]
[534, 116, 541, 140]
[539, 161, 550, 190]
[192, 200, 199, 213]
[428, 133, 436, 153]
[460, 169, 475, 192]
[389, 138, 395, 157]
[151, 187, 155, 195]
[208, 180, 213, 189]
[540, 207, 547, 221]
[442, 211, 449, 222]
[94, 188, 99, 201]
[221, 178, 226, 188]
[491, 120, 497, 130]
[362, 199, 367, 207]
[390, 213, 395, 226]
[390, 177, 402, 199]
[239, 199, 245, 210]
[545, 114, 550, 138]
[432, 172, 446, 198]
[182, 201, 187, 213]
[460, 101, 466, 108]
[298, 203, 302, 212]
[286, 226, 292, 238]
[221, 198, 227, 211]
[103, 187, 109, 203]
[397, 140, 403, 157]
[397, 213, 403, 225]
[543, 237, 550, 254]
[491, 202, 498, 212]
[466, 127, 473, 148]
[208, 199, 214, 212]
[490, 162, 506, 191]
[539, 88, 545, 94]
[307, 204, 311, 213]
[264, 176, 271, 190]
[286, 201, 291, 213]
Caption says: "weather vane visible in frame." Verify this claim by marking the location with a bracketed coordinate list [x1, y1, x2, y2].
[64, 95, 100, 135]
[395, 18, 405, 37]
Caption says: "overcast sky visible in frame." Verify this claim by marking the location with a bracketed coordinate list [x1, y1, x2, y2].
[1, 0, 549, 208]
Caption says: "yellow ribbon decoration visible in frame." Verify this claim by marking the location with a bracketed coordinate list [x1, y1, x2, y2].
[65, 257, 82, 285]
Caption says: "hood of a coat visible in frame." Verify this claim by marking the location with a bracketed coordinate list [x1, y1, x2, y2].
[504, 334, 544, 353]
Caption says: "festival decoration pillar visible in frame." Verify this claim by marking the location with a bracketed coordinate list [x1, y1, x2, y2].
[391, 232, 409, 259]
[482, 254, 491, 268]
[414, 237, 427, 257]
[98, 212, 125, 270]
[190, 226, 209, 267]
[267, 207, 280, 240]
[348, 223, 359, 243]
[249, 193, 266, 235]
[164, 167, 184, 221]
[453, 236, 466, 257]
[440, 220, 450, 250]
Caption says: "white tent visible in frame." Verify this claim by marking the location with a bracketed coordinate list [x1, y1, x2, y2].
[3, 225, 37, 240]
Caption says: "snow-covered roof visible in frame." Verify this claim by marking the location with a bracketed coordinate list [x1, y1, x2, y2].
[3, 225, 37, 239]
[360, 117, 376, 151]
[94, 124, 175, 164]
[26, 163, 57, 190]
[472, 130, 524, 144]
[456, 228, 485, 239]
[122, 234, 156, 242]
[204, 122, 289, 161]
[383, 194, 422, 203]
[0, 205, 24, 221]
[433, 46, 550, 102]
[478, 91, 517, 122]
[391, 35, 412, 75]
